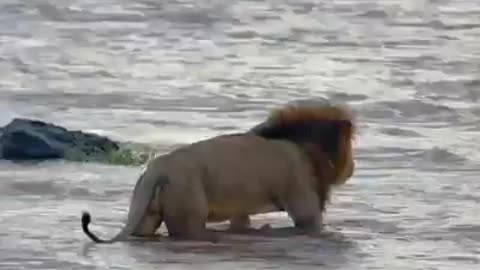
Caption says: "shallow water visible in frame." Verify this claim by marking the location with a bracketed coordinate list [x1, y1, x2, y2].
[1, 0, 479, 269]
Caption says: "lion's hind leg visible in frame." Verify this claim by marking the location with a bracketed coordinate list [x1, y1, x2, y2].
[163, 184, 218, 243]
[132, 213, 163, 240]
[131, 189, 164, 240]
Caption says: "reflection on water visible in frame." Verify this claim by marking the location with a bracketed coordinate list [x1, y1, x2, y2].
[79, 222, 358, 269]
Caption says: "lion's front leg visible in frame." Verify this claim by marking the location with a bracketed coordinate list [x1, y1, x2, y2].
[284, 190, 323, 236]
[292, 215, 323, 236]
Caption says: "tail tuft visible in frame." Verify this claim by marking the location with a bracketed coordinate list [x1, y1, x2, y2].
[81, 211, 91, 227]
[81, 211, 107, 243]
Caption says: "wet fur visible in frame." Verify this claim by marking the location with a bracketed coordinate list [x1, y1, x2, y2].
[81, 103, 356, 243]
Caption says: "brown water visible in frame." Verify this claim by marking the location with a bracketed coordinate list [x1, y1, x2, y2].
[1, 0, 479, 269]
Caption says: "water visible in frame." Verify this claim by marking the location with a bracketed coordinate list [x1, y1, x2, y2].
[1, 0, 479, 269]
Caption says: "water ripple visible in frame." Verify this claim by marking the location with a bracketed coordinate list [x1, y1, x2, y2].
[1, 0, 479, 269]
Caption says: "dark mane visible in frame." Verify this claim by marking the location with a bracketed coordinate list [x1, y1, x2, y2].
[253, 119, 350, 162]
[249, 103, 356, 186]
[248, 103, 356, 213]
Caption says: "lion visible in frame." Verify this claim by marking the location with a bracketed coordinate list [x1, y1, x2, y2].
[81, 102, 356, 243]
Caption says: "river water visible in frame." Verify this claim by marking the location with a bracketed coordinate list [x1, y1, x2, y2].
[0, 0, 479, 269]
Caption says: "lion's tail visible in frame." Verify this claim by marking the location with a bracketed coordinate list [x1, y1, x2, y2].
[81, 211, 119, 243]
[81, 168, 169, 244]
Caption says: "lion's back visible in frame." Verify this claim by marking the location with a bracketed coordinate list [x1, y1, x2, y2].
[197, 134, 302, 177]
[150, 133, 314, 217]
[150, 133, 310, 186]
[185, 134, 308, 204]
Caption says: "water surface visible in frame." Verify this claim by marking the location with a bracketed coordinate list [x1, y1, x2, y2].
[1, 0, 479, 269]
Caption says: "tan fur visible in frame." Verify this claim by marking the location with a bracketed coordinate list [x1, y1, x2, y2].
[81, 103, 356, 243]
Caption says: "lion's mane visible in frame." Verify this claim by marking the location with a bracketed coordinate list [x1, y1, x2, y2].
[250, 102, 356, 212]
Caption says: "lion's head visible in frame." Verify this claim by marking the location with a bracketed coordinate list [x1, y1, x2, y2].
[250, 102, 356, 186]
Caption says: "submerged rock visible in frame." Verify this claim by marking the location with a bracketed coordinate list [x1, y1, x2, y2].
[0, 118, 120, 161]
